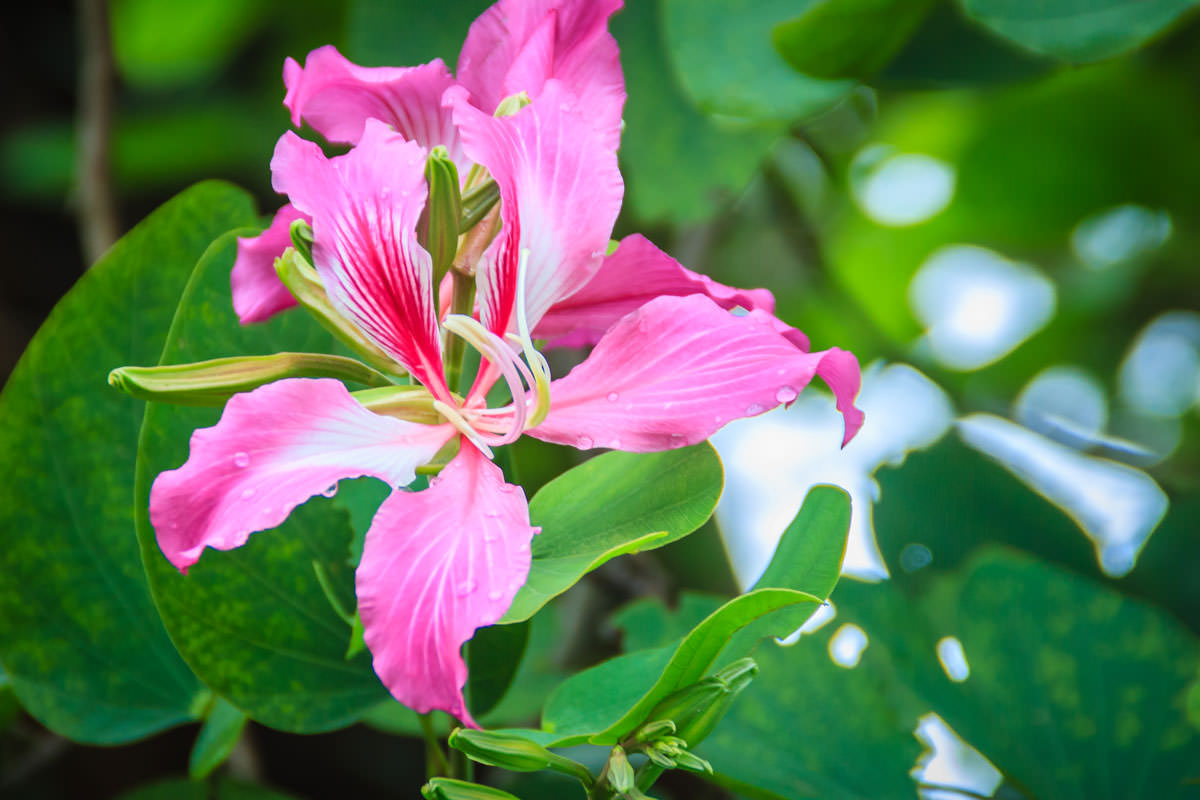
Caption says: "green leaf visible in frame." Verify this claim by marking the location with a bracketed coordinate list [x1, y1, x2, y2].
[541, 487, 850, 745]
[958, 0, 1199, 63]
[660, 0, 853, 121]
[772, 0, 936, 80]
[135, 231, 388, 733]
[118, 778, 297, 800]
[613, 0, 783, 223]
[189, 697, 248, 779]
[0, 181, 255, 743]
[467, 620, 530, 718]
[501, 445, 723, 623]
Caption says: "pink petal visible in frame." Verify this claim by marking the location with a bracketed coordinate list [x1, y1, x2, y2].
[446, 82, 623, 339]
[534, 234, 778, 349]
[356, 443, 537, 726]
[282, 46, 467, 170]
[457, 0, 625, 145]
[231, 204, 307, 324]
[150, 378, 453, 572]
[527, 295, 866, 452]
[271, 122, 448, 397]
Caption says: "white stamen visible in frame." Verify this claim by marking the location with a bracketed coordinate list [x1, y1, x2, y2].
[442, 314, 531, 444]
[514, 248, 552, 427]
[431, 400, 494, 459]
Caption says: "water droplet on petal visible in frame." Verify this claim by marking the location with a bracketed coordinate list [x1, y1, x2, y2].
[488, 589, 504, 601]
[610, 438, 621, 449]
[670, 433, 684, 439]
[233, 451, 250, 468]
[746, 403, 765, 415]
[606, 392, 619, 403]
[499, 484, 517, 494]
[241, 488, 255, 500]
[456, 579, 477, 596]
[321, 483, 337, 498]
[577, 435, 594, 449]
[776, 385, 798, 404]
[483, 530, 498, 542]
[517, 542, 530, 554]
[484, 510, 501, 518]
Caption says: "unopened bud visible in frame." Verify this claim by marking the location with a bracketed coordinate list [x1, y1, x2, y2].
[671, 750, 712, 774]
[109, 352, 390, 406]
[420, 778, 520, 800]
[606, 747, 636, 794]
[290, 218, 314, 264]
[447, 728, 593, 785]
[417, 146, 462, 287]
[493, 91, 531, 118]
[644, 744, 676, 770]
[644, 657, 759, 748]
[634, 719, 676, 743]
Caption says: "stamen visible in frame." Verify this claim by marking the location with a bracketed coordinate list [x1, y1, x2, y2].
[441, 314, 531, 444]
[514, 248, 553, 427]
[431, 400, 494, 459]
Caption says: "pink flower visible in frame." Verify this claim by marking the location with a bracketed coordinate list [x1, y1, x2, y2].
[151, 0, 864, 726]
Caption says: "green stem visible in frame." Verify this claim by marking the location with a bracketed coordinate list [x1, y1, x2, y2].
[419, 713, 451, 779]
[460, 180, 500, 231]
[443, 271, 477, 394]
[635, 762, 665, 793]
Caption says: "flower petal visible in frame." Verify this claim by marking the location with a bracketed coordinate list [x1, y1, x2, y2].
[356, 442, 536, 726]
[534, 234, 778, 349]
[447, 82, 623, 338]
[457, 0, 625, 144]
[272, 122, 448, 396]
[528, 295, 865, 452]
[231, 204, 306, 324]
[283, 46, 467, 168]
[150, 378, 453, 572]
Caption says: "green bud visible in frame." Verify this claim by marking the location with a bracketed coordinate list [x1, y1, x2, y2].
[606, 747, 636, 794]
[459, 180, 500, 233]
[418, 146, 462, 287]
[671, 750, 712, 774]
[448, 728, 593, 786]
[493, 91, 531, 117]
[644, 657, 759, 748]
[274, 248, 405, 377]
[644, 745, 676, 770]
[290, 218, 314, 264]
[634, 719, 676, 743]
[420, 778, 520, 800]
[108, 352, 392, 406]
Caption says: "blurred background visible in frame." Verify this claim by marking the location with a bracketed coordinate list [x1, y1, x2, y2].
[2, 0, 1199, 797]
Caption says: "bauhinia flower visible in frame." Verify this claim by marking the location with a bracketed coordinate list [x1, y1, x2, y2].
[120, 0, 864, 727]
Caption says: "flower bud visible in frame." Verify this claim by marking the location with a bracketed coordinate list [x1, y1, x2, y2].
[447, 728, 593, 785]
[420, 778, 520, 800]
[634, 719, 676, 743]
[643, 657, 759, 748]
[289, 218, 314, 264]
[670, 750, 712, 774]
[108, 352, 390, 406]
[493, 91, 531, 118]
[606, 746, 636, 794]
[417, 146, 462, 287]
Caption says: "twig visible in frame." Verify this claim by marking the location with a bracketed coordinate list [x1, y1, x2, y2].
[76, 0, 119, 265]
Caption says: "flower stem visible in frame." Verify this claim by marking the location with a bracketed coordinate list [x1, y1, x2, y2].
[418, 713, 451, 779]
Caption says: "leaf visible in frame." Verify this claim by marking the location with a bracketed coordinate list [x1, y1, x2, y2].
[345, 0, 489, 68]
[0, 181, 255, 743]
[613, 0, 783, 223]
[189, 697, 248, 780]
[660, 0, 853, 121]
[540, 487, 850, 745]
[958, 0, 1199, 63]
[135, 230, 388, 733]
[772, 0, 936, 80]
[501, 445, 723, 623]
[467, 620, 530, 718]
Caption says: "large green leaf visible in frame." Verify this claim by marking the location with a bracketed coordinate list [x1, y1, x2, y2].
[135, 231, 388, 733]
[958, 0, 1199, 63]
[0, 181, 256, 743]
[540, 487, 849, 745]
[500, 445, 724, 623]
[772, 0, 935, 80]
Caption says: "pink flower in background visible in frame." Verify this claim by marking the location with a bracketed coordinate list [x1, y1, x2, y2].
[151, 0, 864, 726]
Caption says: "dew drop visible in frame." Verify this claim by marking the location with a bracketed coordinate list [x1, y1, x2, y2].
[746, 403, 765, 415]
[321, 483, 337, 498]
[488, 589, 504, 601]
[241, 488, 255, 500]
[577, 435, 594, 449]
[610, 438, 621, 449]
[776, 368, 786, 376]
[233, 451, 250, 468]
[484, 510, 501, 518]
[517, 542, 530, 554]
[456, 579, 478, 596]
[775, 385, 798, 404]
[606, 391, 619, 403]
[663, 401, 674, 410]
[484, 530, 499, 542]
[670, 433, 684, 439]
[499, 483, 517, 494]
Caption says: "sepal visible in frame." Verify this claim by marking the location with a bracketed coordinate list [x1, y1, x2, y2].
[109, 352, 392, 406]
